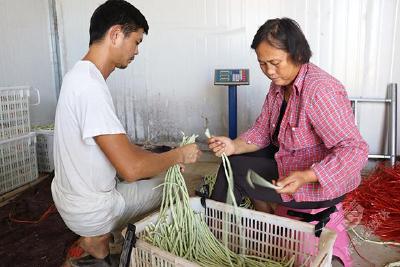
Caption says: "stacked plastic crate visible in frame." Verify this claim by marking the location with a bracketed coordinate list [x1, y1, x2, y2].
[34, 125, 54, 173]
[0, 86, 38, 195]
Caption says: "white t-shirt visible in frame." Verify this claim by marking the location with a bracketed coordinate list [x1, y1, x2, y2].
[51, 60, 126, 236]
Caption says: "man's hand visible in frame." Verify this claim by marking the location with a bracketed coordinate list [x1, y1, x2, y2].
[276, 169, 318, 194]
[208, 136, 235, 157]
[177, 143, 202, 164]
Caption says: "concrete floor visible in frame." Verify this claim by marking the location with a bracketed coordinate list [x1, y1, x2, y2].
[348, 227, 400, 266]
[183, 151, 400, 267]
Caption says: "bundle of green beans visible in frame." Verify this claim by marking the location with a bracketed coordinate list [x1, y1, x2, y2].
[143, 133, 294, 267]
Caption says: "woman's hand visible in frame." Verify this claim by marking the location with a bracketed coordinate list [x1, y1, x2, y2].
[276, 169, 318, 194]
[208, 136, 235, 157]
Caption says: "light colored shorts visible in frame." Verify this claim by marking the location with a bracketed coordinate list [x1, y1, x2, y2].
[113, 174, 164, 231]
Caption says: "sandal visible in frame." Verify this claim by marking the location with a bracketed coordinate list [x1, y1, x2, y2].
[70, 254, 120, 267]
[63, 239, 119, 267]
[63, 240, 90, 266]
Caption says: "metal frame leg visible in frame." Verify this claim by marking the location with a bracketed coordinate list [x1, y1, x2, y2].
[390, 83, 397, 166]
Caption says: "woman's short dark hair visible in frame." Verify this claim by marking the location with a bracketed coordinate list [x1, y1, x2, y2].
[251, 18, 312, 65]
[89, 0, 149, 45]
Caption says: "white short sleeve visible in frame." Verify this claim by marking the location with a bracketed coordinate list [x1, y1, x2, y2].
[77, 83, 126, 145]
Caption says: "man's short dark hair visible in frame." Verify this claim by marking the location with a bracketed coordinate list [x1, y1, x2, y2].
[89, 0, 149, 45]
[251, 18, 312, 65]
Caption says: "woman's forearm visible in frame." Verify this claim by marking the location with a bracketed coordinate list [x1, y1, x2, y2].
[232, 138, 260, 155]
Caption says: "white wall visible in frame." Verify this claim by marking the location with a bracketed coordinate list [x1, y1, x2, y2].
[44, 0, 400, 155]
[0, 0, 57, 126]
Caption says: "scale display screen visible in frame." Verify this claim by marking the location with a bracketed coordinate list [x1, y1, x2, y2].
[214, 69, 249, 85]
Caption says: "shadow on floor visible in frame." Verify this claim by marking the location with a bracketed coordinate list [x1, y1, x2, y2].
[0, 174, 77, 267]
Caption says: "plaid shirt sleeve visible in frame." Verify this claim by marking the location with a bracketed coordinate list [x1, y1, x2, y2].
[239, 94, 271, 148]
[309, 88, 369, 199]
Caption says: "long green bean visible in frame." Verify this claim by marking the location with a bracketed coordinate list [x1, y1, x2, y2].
[203, 172, 254, 209]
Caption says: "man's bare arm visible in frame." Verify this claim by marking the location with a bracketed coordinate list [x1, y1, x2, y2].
[95, 134, 200, 182]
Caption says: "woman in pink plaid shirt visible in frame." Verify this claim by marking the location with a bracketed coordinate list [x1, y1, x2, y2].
[208, 18, 368, 266]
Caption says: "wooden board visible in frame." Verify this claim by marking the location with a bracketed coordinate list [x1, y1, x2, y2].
[0, 173, 51, 207]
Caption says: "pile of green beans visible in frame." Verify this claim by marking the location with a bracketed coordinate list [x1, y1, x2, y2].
[143, 134, 295, 267]
[203, 173, 217, 196]
[32, 123, 54, 130]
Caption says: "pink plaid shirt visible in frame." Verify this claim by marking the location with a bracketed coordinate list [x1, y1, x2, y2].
[240, 63, 368, 202]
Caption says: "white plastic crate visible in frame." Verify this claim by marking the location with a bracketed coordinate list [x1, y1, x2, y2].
[130, 197, 337, 267]
[0, 86, 40, 140]
[0, 132, 38, 195]
[35, 129, 54, 172]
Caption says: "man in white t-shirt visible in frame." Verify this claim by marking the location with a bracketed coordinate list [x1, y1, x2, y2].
[51, 1, 201, 265]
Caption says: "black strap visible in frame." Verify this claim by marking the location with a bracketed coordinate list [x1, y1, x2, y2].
[286, 205, 337, 237]
[195, 179, 209, 209]
[119, 223, 137, 267]
[272, 99, 287, 144]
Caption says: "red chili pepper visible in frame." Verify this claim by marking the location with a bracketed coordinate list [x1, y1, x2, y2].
[343, 162, 400, 244]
